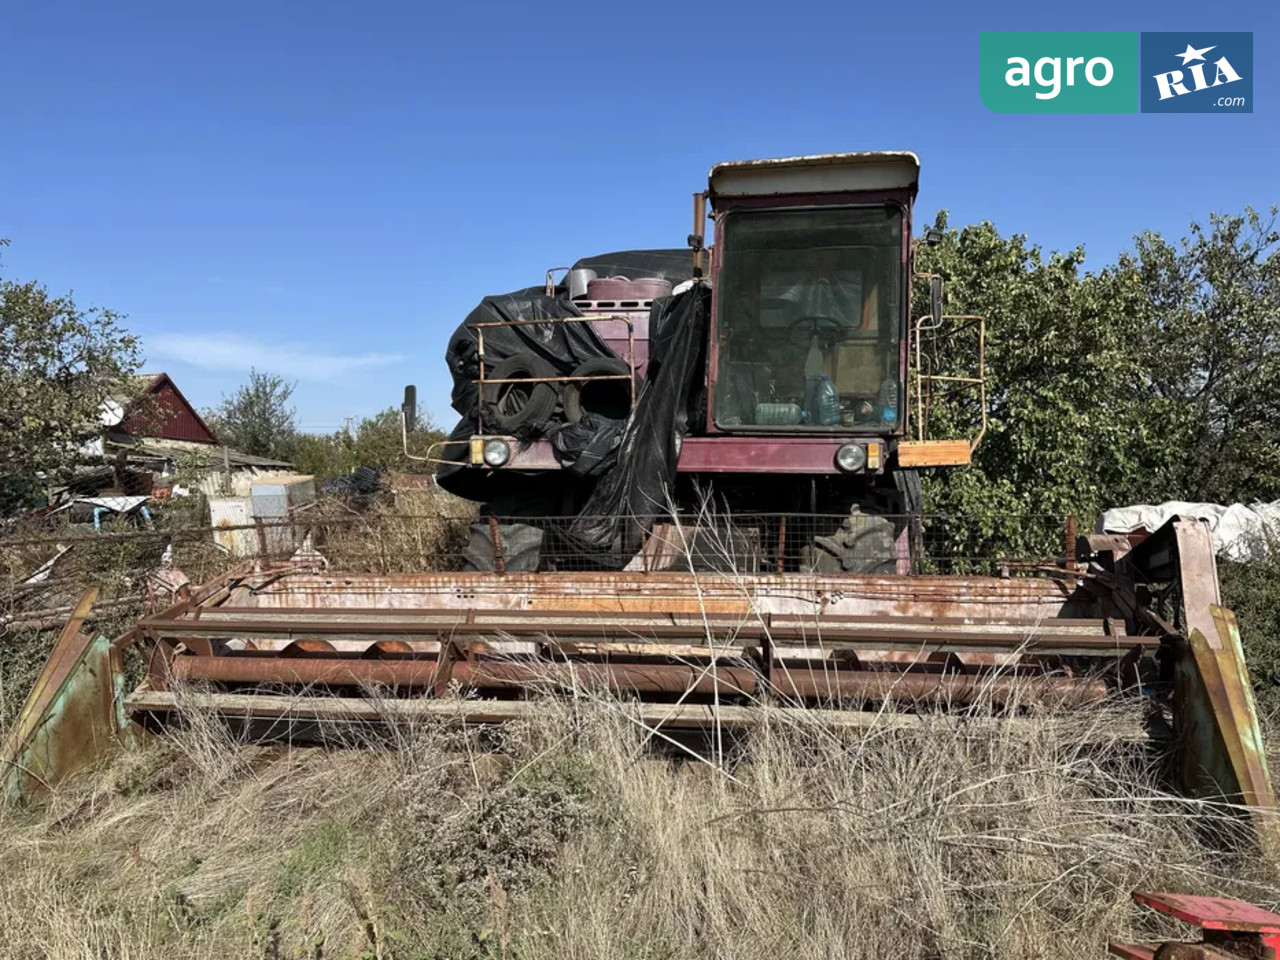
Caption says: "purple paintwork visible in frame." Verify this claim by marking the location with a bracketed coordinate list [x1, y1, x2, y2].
[676, 436, 884, 475]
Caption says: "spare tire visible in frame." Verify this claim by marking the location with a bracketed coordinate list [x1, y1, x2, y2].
[564, 357, 634, 423]
[484, 353, 559, 435]
[461, 521, 543, 572]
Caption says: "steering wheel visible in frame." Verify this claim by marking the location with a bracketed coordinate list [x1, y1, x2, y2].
[786, 315, 845, 346]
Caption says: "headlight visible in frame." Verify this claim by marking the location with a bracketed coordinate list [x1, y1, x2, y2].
[482, 438, 512, 467]
[834, 443, 866, 473]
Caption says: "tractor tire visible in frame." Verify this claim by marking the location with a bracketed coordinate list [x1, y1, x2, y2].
[563, 357, 633, 423]
[461, 522, 544, 572]
[800, 505, 897, 575]
[483, 354, 559, 436]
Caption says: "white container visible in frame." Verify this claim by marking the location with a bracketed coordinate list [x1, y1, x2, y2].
[209, 496, 256, 557]
[250, 474, 316, 555]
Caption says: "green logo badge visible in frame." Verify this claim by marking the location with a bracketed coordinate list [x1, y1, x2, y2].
[981, 32, 1138, 112]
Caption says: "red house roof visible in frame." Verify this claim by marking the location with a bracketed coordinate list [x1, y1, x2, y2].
[119, 373, 219, 445]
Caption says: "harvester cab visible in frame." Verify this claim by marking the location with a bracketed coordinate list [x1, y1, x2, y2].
[403, 153, 987, 575]
[703, 152, 973, 465]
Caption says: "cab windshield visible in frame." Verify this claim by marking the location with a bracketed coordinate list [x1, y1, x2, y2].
[714, 206, 903, 430]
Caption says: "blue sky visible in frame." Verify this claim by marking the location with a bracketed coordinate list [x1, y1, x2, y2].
[1, 0, 1274, 433]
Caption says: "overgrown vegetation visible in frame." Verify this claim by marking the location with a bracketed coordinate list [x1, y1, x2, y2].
[0, 239, 141, 512]
[915, 206, 1280, 557]
[2, 211, 1280, 957]
[303, 488, 474, 573]
[0, 506, 231, 731]
[203, 368, 299, 460]
[290, 407, 446, 481]
[200, 366, 445, 479]
[1221, 542, 1280, 718]
[0, 698, 1274, 959]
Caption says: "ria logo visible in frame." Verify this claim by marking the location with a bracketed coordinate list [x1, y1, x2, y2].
[1152, 43, 1243, 101]
[1141, 33, 1252, 112]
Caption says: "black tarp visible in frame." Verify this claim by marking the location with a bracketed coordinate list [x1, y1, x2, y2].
[551, 413, 624, 478]
[436, 252, 703, 506]
[436, 288, 618, 500]
[568, 282, 711, 557]
[443, 288, 610, 419]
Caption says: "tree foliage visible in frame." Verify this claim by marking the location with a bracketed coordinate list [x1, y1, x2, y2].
[204, 369, 298, 460]
[0, 244, 140, 510]
[291, 406, 443, 479]
[1120, 209, 1280, 501]
[913, 207, 1280, 555]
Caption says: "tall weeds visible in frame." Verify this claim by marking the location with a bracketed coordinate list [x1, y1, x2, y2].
[0, 693, 1276, 959]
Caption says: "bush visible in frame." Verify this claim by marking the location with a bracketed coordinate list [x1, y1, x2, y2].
[290, 407, 445, 481]
[1220, 544, 1280, 718]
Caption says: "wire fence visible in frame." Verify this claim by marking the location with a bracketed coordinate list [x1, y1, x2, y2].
[0, 500, 1091, 635]
[2, 505, 1082, 579]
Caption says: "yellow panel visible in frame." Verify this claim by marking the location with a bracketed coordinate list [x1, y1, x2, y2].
[897, 440, 972, 467]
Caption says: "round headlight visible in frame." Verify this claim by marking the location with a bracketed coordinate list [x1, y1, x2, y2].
[835, 443, 867, 473]
[482, 438, 512, 467]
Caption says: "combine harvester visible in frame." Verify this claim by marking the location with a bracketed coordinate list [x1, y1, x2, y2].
[6, 154, 1273, 834]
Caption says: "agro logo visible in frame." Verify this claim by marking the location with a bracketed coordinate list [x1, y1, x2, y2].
[979, 32, 1137, 113]
[1140, 33, 1252, 112]
[1004, 54, 1115, 100]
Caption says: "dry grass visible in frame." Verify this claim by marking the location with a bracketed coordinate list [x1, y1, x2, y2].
[305, 489, 474, 574]
[1, 692, 1277, 960]
[4, 500, 1280, 956]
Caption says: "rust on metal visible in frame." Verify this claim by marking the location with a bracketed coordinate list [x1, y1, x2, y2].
[135, 607, 1143, 657]
[127, 555, 1133, 735]
[769, 665, 1107, 707]
[150, 565, 1094, 624]
[1120, 515, 1280, 844]
[102, 512, 1275, 837]
[2, 588, 130, 802]
[159, 651, 1105, 707]
[167, 654, 450, 689]
[487, 516, 505, 575]
[1157, 520, 1278, 829]
[1179, 611, 1276, 813]
[122, 557, 1143, 742]
[125, 685, 1147, 740]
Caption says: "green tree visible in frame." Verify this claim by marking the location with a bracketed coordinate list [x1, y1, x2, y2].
[1120, 207, 1280, 503]
[204, 369, 298, 460]
[0, 243, 140, 511]
[912, 207, 1280, 557]
[291, 406, 443, 480]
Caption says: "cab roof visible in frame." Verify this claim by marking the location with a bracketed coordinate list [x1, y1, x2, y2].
[708, 152, 920, 204]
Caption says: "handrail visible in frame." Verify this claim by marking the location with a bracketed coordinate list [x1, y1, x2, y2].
[910, 302, 987, 453]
